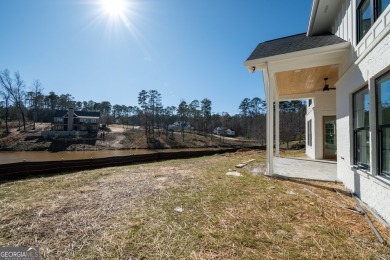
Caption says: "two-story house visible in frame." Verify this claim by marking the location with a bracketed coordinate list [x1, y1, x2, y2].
[245, 0, 390, 222]
[53, 108, 100, 133]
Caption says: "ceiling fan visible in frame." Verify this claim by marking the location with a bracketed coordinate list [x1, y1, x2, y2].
[323, 77, 336, 91]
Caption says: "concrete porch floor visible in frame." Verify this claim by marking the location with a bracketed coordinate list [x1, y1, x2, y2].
[273, 157, 338, 182]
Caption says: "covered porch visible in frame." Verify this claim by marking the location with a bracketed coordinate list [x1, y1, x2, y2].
[245, 33, 350, 176]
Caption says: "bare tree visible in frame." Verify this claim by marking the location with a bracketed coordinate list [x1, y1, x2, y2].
[0, 69, 27, 131]
[0, 80, 11, 133]
[30, 79, 43, 129]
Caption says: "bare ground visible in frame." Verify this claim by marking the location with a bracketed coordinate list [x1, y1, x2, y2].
[0, 123, 259, 151]
[0, 150, 389, 259]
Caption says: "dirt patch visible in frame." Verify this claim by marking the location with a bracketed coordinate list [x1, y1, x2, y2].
[0, 124, 261, 151]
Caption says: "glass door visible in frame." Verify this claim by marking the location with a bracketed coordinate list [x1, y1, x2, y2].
[323, 116, 337, 159]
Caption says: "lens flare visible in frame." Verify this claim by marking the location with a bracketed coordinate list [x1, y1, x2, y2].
[101, 0, 126, 17]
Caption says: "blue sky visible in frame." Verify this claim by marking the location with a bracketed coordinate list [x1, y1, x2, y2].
[0, 0, 312, 115]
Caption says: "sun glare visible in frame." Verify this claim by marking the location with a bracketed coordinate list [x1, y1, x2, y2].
[101, 0, 127, 17]
[92, 0, 148, 57]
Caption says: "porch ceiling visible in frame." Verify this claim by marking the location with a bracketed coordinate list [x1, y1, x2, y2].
[275, 64, 339, 96]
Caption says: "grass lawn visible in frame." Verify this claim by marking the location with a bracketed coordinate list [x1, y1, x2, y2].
[1, 150, 389, 259]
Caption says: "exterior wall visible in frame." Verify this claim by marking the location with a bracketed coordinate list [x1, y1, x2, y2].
[332, 0, 354, 45]
[332, 1, 390, 73]
[306, 104, 315, 158]
[52, 109, 100, 133]
[355, 4, 390, 57]
[336, 31, 390, 222]
[305, 91, 336, 159]
[332, 0, 357, 74]
[330, 0, 390, 222]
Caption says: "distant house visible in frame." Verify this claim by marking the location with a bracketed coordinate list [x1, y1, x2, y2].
[225, 129, 236, 136]
[52, 108, 100, 133]
[168, 121, 193, 131]
[213, 127, 235, 136]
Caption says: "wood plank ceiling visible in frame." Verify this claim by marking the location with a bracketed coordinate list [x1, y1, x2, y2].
[275, 65, 339, 96]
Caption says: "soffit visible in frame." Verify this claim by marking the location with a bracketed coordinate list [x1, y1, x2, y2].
[309, 0, 342, 35]
[275, 65, 339, 96]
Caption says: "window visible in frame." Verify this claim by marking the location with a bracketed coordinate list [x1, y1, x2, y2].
[307, 120, 313, 147]
[54, 125, 63, 131]
[377, 0, 390, 17]
[79, 118, 97, 124]
[353, 86, 370, 167]
[376, 71, 390, 176]
[308, 99, 313, 107]
[54, 117, 63, 123]
[357, 0, 390, 42]
[358, 0, 372, 42]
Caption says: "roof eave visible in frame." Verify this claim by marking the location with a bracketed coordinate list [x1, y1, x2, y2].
[307, 0, 342, 35]
[243, 62, 267, 73]
[244, 41, 350, 71]
[307, 0, 320, 36]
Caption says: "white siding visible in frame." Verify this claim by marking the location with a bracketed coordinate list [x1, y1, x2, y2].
[333, 0, 390, 57]
[334, 0, 354, 44]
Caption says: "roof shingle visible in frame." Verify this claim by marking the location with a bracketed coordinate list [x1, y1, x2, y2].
[246, 33, 346, 61]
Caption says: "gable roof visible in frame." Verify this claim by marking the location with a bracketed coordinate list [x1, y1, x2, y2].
[54, 110, 100, 118]
[246, 33, 346, 61]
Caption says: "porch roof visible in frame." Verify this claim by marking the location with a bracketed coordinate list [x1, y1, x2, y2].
[246, 33, 346, 62]
[245, 33, 350, 99]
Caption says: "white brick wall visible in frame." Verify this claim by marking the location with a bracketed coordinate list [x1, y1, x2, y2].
[336, 33, 390, 223]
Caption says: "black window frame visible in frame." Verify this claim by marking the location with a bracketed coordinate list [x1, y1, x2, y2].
[376, 70, 390, 176]
[353, 85, 370, 169]
[357, 0, 390, 43]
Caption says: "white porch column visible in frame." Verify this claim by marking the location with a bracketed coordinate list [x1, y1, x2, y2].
[275, 100, 280, 157]
[264, 65, 274, 176]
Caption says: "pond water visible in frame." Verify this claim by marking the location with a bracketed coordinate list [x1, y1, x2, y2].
[0, 148, 217, 164]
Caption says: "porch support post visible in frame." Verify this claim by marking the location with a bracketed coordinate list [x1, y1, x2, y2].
[275, 100, 280, 157]
[264, 64, 274, 176]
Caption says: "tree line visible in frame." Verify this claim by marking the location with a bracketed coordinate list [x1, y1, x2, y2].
[234, 98, 306, 147]
[0, 69, 306, 146]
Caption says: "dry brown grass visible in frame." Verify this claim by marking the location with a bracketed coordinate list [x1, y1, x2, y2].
[1, 150, 389, 259]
